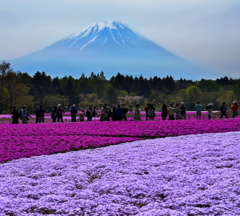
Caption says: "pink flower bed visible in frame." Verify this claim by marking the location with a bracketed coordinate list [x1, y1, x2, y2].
[0, 135, 141, 163]
[1, 118, 240, 163]
[1, 118, 240, 138]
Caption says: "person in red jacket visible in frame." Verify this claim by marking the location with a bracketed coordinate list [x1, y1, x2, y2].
[231, 101, 238, 118]
[145, 103, 149, 121]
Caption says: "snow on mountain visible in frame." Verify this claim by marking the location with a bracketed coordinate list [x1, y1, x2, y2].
[55, 21, 145, 50]
[9, 21, 215, 79]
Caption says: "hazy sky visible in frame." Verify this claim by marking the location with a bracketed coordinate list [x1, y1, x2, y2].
[1, 0, 240, 78]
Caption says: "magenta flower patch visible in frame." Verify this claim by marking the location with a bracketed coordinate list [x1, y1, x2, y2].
[1, 119, 240, 163]
[0, 135, 141, 163]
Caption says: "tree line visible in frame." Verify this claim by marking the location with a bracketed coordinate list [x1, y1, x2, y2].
[0, 61, 240, 114]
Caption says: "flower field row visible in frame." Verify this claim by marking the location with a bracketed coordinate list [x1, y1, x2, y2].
[0, 135, 141, 163]
[1, 118, 240, 138]
[1, 131, 240, 215]
[0, 115, 222, 124]
[1, 118, 240, 163]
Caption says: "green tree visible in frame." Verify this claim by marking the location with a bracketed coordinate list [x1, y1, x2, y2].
[0, 86, 8, 113]
[186, 86, 198, 110]
[32, 71, 52, 103]
[103, 86, 118, 105]
[13, 84, 34, 113]
[199, 79, 220, 92]
[78, 93, 102, 108]
[64, 78, 79, 107]
[77, 73, 88, 94]
[52, 77, 63, 95]
[42, 94, 68, 111]
[0, 62, 24, 112]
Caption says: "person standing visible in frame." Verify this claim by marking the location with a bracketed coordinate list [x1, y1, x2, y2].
[175, 104, 181, 120]
[102, 103, 111, 121]
[12, 105, 19, 124]
[122, 104, 128, 121]
[107, 104, 112, 120]
[207, 106, 213, 120]
[220, 102, 228, 119]
[168, 103, 175, 120]
[79, 109, 85, 122]
[161, 104, 168, 120]
[20, 105, 28, 124]
[51, 106, 57, 123]
[180, 102, 186, 120]
[134, 104, 140, 121]
[116, 105, 122, 121]
[145, 103, 149, 121]
[231, 101, 238, 118]
[152, 104, 156, 120]
[148, 104, 154, 120]
[93, 107, 97, 117]
[57, 104, 65, 122]
[194, 101, 203, 120]
[87, 105, 94, 121]
[112, 105, 117, 121]
[38, 105, 45, 123]
[35, 106, 40, 123]
[71, 104, 77, 122]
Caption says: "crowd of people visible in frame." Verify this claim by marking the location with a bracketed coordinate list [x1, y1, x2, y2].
[11, 101, 238, 124]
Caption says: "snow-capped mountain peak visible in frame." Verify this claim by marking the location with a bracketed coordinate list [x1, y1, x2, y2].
[58, 21, 144, 50]
[9, 21, 213, 80]
[68, 21, 126, 40]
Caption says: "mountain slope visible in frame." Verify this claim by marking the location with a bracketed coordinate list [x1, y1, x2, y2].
[10, 21, 214, 79]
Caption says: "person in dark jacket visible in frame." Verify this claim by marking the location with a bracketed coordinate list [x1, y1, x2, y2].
[161, 104, 168, 120]
[122, 104, 128, 121]
[37, 105, 45, 123]
[12, 105, 19, 124]
[220, 102, 228, 119]
[112, 105, 117, 121]
[51, 106, 57, 123]
[86, 106, 94, 121]
[71, 104, 77, 122]
[93, 107, 97, 117]
[180, 102, 187, 120]
[35, 106, 40, 123]
[116, 105, 123, 121]
[145, 103, 149, 121]
[57, 104, 65, 122]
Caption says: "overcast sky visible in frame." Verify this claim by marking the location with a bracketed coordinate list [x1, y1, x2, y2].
[1, 0, 240, 78]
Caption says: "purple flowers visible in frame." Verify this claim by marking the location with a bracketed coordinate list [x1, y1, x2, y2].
[1, 131, 240, 214]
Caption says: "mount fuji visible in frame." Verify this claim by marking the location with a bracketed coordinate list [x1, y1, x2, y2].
[10, 21, 213, 79]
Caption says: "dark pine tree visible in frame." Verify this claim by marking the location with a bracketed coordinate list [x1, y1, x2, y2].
[52, 77, 63, 95]
[65, 78, 79, 107]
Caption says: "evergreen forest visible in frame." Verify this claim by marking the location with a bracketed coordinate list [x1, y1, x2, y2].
[0, 61, 239, 114]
